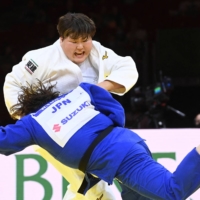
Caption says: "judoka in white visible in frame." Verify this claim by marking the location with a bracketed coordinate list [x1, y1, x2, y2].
[3, 12, 138, 200]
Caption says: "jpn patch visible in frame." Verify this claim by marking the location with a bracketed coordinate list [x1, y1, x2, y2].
[25, 59, 38, 74]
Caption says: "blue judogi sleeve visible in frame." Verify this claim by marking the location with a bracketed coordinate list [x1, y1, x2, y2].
[0, 120, 34, 155]
[80, 83, 125, 127]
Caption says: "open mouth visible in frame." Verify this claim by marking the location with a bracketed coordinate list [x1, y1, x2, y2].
[75, 52, 85, 57]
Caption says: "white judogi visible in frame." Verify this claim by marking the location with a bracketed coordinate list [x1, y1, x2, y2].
[3, 39, 138, 200]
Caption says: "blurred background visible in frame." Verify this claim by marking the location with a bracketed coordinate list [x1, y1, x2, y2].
[1, 0, 200, 129]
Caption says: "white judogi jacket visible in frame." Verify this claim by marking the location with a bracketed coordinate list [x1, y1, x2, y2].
[4, 39, 138, 112]
[3, 39, 138, 200]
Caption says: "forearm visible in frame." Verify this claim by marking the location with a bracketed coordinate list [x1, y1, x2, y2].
[97, 44, 138, 94]
[97, 80, 125, 93]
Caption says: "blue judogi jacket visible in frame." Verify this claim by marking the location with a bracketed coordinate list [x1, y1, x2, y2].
[0, 83, 143, 185]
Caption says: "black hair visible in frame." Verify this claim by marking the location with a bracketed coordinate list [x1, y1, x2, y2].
[10, 80, 60, 119]
[57, 12, 96, 39]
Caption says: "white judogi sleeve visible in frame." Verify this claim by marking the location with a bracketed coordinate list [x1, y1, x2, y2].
[90, 41, 138, 95]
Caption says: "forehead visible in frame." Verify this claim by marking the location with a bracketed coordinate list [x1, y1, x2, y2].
[66, 31, 89, 39]
[66, 36, 90, 41]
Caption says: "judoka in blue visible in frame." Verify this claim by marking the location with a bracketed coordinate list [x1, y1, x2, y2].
[1, 82, 200, 200]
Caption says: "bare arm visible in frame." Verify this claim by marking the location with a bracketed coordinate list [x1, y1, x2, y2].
[97, 80, 125, 93]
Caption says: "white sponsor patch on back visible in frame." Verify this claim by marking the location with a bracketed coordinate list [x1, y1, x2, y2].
[31, 86, 100, 147]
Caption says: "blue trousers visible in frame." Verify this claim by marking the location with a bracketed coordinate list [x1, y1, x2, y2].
[116, 141, 200, 200]
[119, 183, 151, 200]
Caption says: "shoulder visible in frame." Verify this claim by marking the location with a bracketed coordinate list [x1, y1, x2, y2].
[92, 40, 108, 51]
[22, 39, 61, 64]
[79, 82, 93, 90]
[91, 40, 108, 58]
[91, 40, 116, 55]
[92, 40, 101, 47]
[79, 82, 97, 93]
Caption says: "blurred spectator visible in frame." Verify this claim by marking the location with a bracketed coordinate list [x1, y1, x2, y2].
[194, 113, 200, 127]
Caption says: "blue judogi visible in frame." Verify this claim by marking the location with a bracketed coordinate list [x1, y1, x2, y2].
[1, 83, 200, 200]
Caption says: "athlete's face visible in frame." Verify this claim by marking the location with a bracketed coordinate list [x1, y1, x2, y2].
[60, 36, 93, 65]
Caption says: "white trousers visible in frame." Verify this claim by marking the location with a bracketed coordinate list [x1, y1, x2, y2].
[35, 146, 122, 200]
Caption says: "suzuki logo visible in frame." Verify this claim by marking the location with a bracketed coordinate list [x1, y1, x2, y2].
[53, 124, 61, 132]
